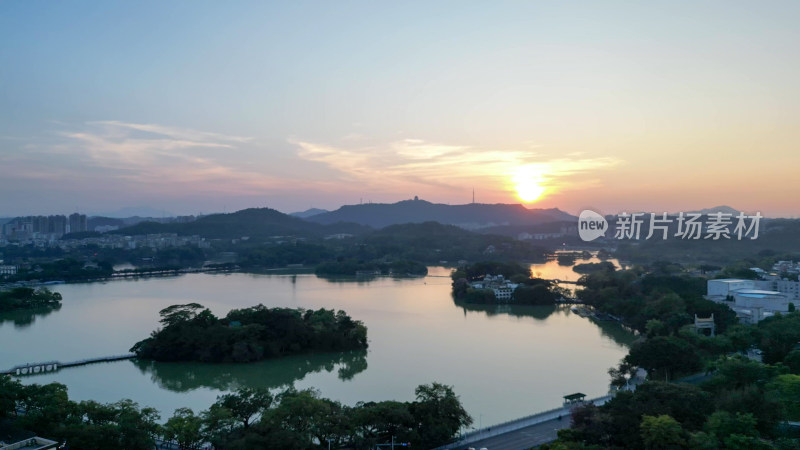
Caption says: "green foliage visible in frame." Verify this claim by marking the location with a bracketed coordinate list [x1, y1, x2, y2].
[0, 287, 61, 311]
[688, 431, 719, 449]
[1, 376, 160, 449]
[242, 242, 334, 268]
[513, 283, 560, 305]
[626, 336, 703, 381]
[132, 304, 368, 363]
[410, 382, 473, 447]
[3, 375, 470, 449]
[702, 356, 786, 393]
[577, 269, 738, 334]
[215, 387, 273, 429]
[351, 400, 417, 448]
[573, 261, 616, 274]
[163, 407, 205, 450]
[640, 415, 685, 450]
[456, 261, 531, 281]
[757, 312, 800, 364]
[451, 261, 562, 305]
[783, 350, 800, 374]
[766, 374, 800, 421]
[705, 410, 759, 439]
[62, 399, 160, 450]
[10, 258, 113, 282]
[608, 359, 638, 389]
[612, 221, 800, 265]
[462, 287, 496, 303]
[205, 382, 469, 449]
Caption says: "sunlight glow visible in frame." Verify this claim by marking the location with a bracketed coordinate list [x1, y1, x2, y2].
[512, 166, 548, 203]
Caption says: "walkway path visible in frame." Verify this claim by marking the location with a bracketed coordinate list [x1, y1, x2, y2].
[431, 395, 614, 450]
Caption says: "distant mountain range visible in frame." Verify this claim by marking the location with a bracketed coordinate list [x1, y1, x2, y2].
[305, 199, 575, 230]
[289, 208, 330, 219]
[111, 207, 368, 238]
[688, 205, 743, 216]
[93, 206, 176, 218]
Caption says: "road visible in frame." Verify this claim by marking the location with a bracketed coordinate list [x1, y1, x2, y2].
[450, 416, 571, 450]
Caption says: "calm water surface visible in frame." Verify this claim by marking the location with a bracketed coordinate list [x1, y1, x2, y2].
[1, 262, 632, 427]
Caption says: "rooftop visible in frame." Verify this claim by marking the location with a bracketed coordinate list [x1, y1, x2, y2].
[735, 289, 785, 299]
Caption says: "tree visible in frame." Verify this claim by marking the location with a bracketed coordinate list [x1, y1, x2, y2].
[626, 336, 702, 381]
[704, 411, 758, 440]
[702, 355, 784, 393]
[352, 400, 416, 448]
[0, 375, 22, 417]
[757, 312, 800, 363]
[110, 399, 160, 449]
[608, 359, 638, 389]
[766, 374, 800, 421]
[687, 431, 719, 450]
[261, 388, 343, 447]
[158, 303, 206, 327]
[645, 319, 668, 338]
[722, 434, 775, 450]
[16, 382, 72, 438]
[410, 382, 472, 447]
[216, 387, 273, 429]
[62, 399, 160, 450]
[783, 349, 800, 374]
[640, 415, 685, 450]
[163, 407, 205, 450]
[201, 403, 236, 446]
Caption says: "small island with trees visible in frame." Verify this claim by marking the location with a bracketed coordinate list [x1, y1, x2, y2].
[450, 261, 566, 305]
[572, 260, 616, 274]
[131, 303, 368, 363]
[0, 287, 62, 311]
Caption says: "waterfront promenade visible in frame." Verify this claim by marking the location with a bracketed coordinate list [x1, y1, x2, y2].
[431, 394, 614, 450]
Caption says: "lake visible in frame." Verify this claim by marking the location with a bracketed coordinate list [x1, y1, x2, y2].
[0, 259, 632, 429]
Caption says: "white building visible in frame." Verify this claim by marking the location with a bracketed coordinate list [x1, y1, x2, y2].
[493, 286, 516, 300]
[755, 279, 800, 301]
[707, 279, 756, 299]
[707, 279, 793, 324]
[469, 274, 520, 301]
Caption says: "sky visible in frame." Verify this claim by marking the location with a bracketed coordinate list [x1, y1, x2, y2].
[1, 1, 799, 218]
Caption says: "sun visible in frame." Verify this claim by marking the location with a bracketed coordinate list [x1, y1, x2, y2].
[512, 167, 547, 203]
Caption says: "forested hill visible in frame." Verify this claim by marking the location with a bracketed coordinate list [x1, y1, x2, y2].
[359, 221, 549, 262]
[615, 218, 800, 264]
[111, 207, 370, 239]
[306, 198, 575, 229]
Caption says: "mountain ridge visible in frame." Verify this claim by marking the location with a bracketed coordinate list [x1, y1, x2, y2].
[306, 198, 575, 230]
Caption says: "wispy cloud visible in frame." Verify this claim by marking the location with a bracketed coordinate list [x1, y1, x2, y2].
[293, 137, 621, 199]
[3, 121, 282, 196]
[87, 121, 253, 144]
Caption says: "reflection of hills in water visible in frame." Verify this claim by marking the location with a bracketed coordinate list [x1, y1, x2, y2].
[0, 304, 62, 329]
[133, 349, 368, 392]
[453, 300, 635, 348]
[315, 274, 424, 285]
[454, 299, 559, 321]
[588, 317, 638, 347]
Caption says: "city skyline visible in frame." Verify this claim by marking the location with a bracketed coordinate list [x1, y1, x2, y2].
[2, 1, 799, 217]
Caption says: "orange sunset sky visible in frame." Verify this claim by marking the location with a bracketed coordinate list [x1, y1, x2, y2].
[1, 1, 798, 217]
